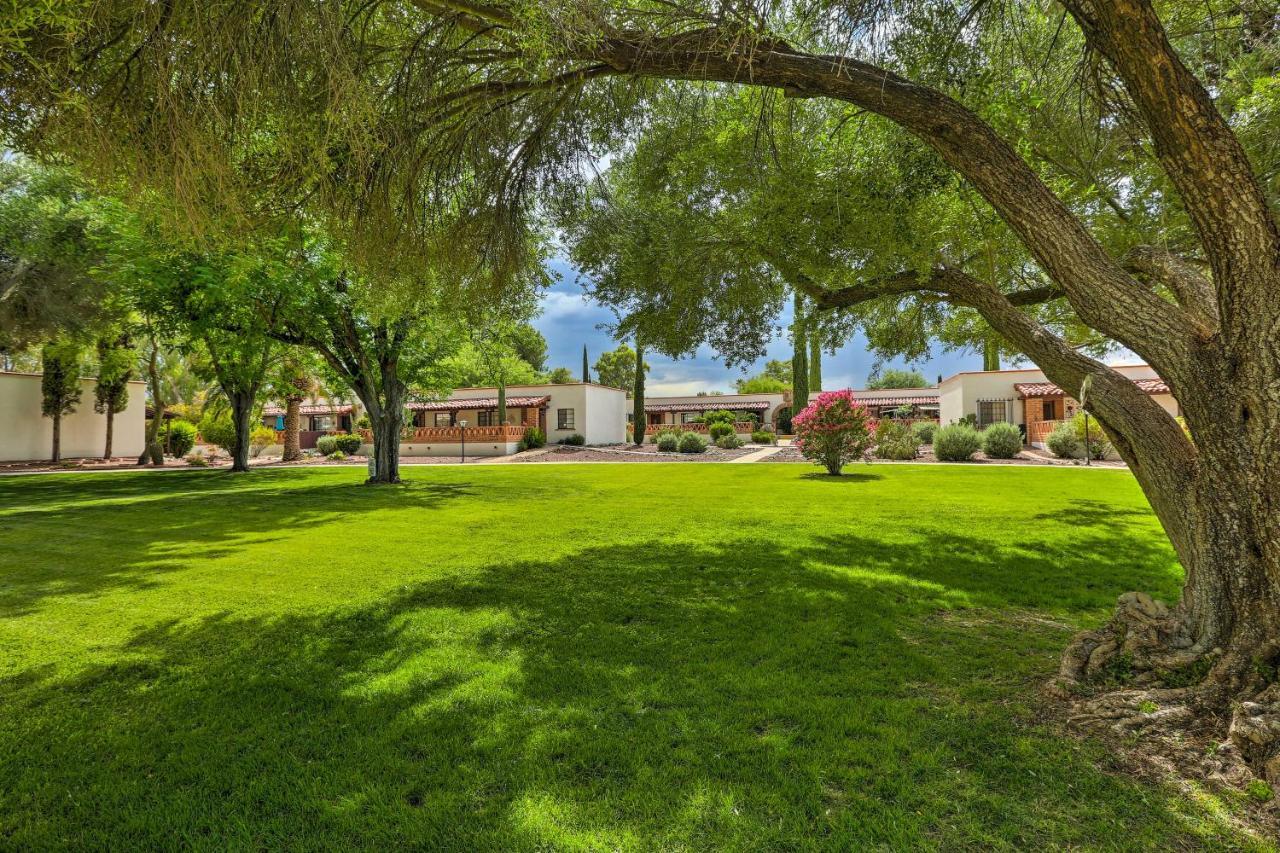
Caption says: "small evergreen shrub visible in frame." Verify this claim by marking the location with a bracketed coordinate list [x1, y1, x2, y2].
[520, 427, 545, 451]
[559, 433, 585, 446]
[1046, 422, 1080, 458]
[316, 435, 339, 455]
[715, 434, 743, 449]
[678, 432, 708, 453]
[328, 451, 346, 460]
[874, 421, 920, 460]
[701, 410, 735, 427]
[656, 432, 680, 452]
[334, 434, 362, 455]
[981, 422, 1023, 459]
[185, 451, 208, 467]
[933, 424, 982, 461]
[168, 420, 198, 457]
[708, 421, 735, 441]
[1072, 412, 1112, 460]
[910, 421, 937, 444]
[197, 412, 236, 450]
[751, 430, 776, 445]
[355, 414, 371, 430]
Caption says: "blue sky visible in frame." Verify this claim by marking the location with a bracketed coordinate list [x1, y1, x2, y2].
[532, 257, 986, 394]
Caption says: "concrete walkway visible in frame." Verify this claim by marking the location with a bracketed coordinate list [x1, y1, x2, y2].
[729, 445, 785, 463]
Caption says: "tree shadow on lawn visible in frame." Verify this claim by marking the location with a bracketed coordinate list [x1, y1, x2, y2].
[0, 537, 1254, 849]
[0, 470, 479, 618]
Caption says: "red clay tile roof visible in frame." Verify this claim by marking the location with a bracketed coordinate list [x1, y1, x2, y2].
[1016, 378, 1170, 398]
[853, 395, 939, 407]
[645, 401, 771, 412]
[408, 396, 550, 411]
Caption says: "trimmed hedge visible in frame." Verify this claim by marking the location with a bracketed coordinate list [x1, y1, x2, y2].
[316, 435, 339, 455]
[656, 432, 680, 452]
[751, 430, 776, 445]
[678, 432, 708, 454]
[708, 421, 735, 441]
[981, 422, 1023, 459]
[933, 424, 982, 461]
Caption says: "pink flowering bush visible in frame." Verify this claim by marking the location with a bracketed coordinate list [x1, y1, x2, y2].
[792, 391, 874, 475]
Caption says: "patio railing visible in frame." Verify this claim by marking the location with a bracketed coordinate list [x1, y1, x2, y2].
[358, 425, 528, 443]
[1027, 419, 1067, 444]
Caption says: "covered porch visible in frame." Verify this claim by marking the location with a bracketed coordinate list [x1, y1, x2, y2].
[261, 403, 354, 450]
[640, 400, 769, 436]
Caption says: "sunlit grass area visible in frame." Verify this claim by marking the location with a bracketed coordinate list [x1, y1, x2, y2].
[0, 465, 1267, 848]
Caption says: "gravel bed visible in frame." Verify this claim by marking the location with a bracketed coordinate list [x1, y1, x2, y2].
[508, 444, 761, 463]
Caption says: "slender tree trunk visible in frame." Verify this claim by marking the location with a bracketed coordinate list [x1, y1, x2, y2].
[103, 408, 114, 460]
[792, 292, 810, 412]
[497, 381, 507, 426]
[51, 414, 61, 463]
[633, 337, 646, 446]
[283, 397, 302, 462]
[228, 391, 254, 473]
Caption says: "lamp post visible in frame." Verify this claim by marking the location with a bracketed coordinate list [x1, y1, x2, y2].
[459, 418, 467, 464]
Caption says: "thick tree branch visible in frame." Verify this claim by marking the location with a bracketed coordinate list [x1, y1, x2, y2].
[1059, 0, 1280, 325]
[1122, 245, 1219, 335]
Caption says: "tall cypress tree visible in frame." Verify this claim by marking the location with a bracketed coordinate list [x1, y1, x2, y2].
[581, 344, 589, 383]
[632, 336, 645, 445]
[791, 292, 809, 412]
[982, 338, 1001, 371]
[808, 330, 822, 393]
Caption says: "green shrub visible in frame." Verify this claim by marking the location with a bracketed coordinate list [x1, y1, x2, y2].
[933, 424, 982, 461]
[316, 435, 339, 455]
[1072, 412, 1112, 459]
[751, 430, 776, 445]
[1046, 422, 1080, 458]
[249, 425, 276, 458]
[700, 409, 735, 427]
[168, 420, 197, 457]
[715, 434, 743, 449]
[522, 427, 546, 449]
[678, 432, 708, 453]
[331, 434, 361, 455]
[355, 414, 371, 430]
[981, 422, 1023, 459]
[197, 412, 237, 450]
[910, 421, 937, 444]
[559, 433, 585, 446]
[708, 421, 735, 441]
[327, 451, 346, 460]
[656, 432, 680, 452]
[185, 451, 208, 467]
[874, 420, 920, 460]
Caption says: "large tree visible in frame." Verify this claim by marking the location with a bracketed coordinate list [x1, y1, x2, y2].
[93, 331, 134, 459]
[11, 0, 1280, 784]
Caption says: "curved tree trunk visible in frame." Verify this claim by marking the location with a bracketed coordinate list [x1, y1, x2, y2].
[282, 396, 302, 462]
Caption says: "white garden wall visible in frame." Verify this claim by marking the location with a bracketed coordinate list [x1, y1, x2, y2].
[0, 372, 146, 462]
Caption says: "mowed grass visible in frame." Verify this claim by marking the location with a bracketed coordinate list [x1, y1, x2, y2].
[0, 464, 1266, 849]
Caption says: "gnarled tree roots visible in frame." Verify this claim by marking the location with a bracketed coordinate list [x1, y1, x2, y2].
[1049, 592, 1280, 794]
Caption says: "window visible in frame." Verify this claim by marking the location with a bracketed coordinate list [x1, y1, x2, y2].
[1041, 400, 1057, 421]
[557, 408, 575, 430]
[681, 412, 700, 424]
[434, 412, 453, 427]
[477, 410, 495, 427]
[311, 415, 336, 431]
[977, 400, 1008, 427]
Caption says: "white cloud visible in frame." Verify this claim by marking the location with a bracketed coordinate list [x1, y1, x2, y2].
[538, 290, 597, 321]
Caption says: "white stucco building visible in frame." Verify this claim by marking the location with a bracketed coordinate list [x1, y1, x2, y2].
[0, 371, 147, 462]
[938, 363, 1178, 446]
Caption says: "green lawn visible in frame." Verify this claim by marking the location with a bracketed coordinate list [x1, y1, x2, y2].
[0, 464, 1266, 849]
